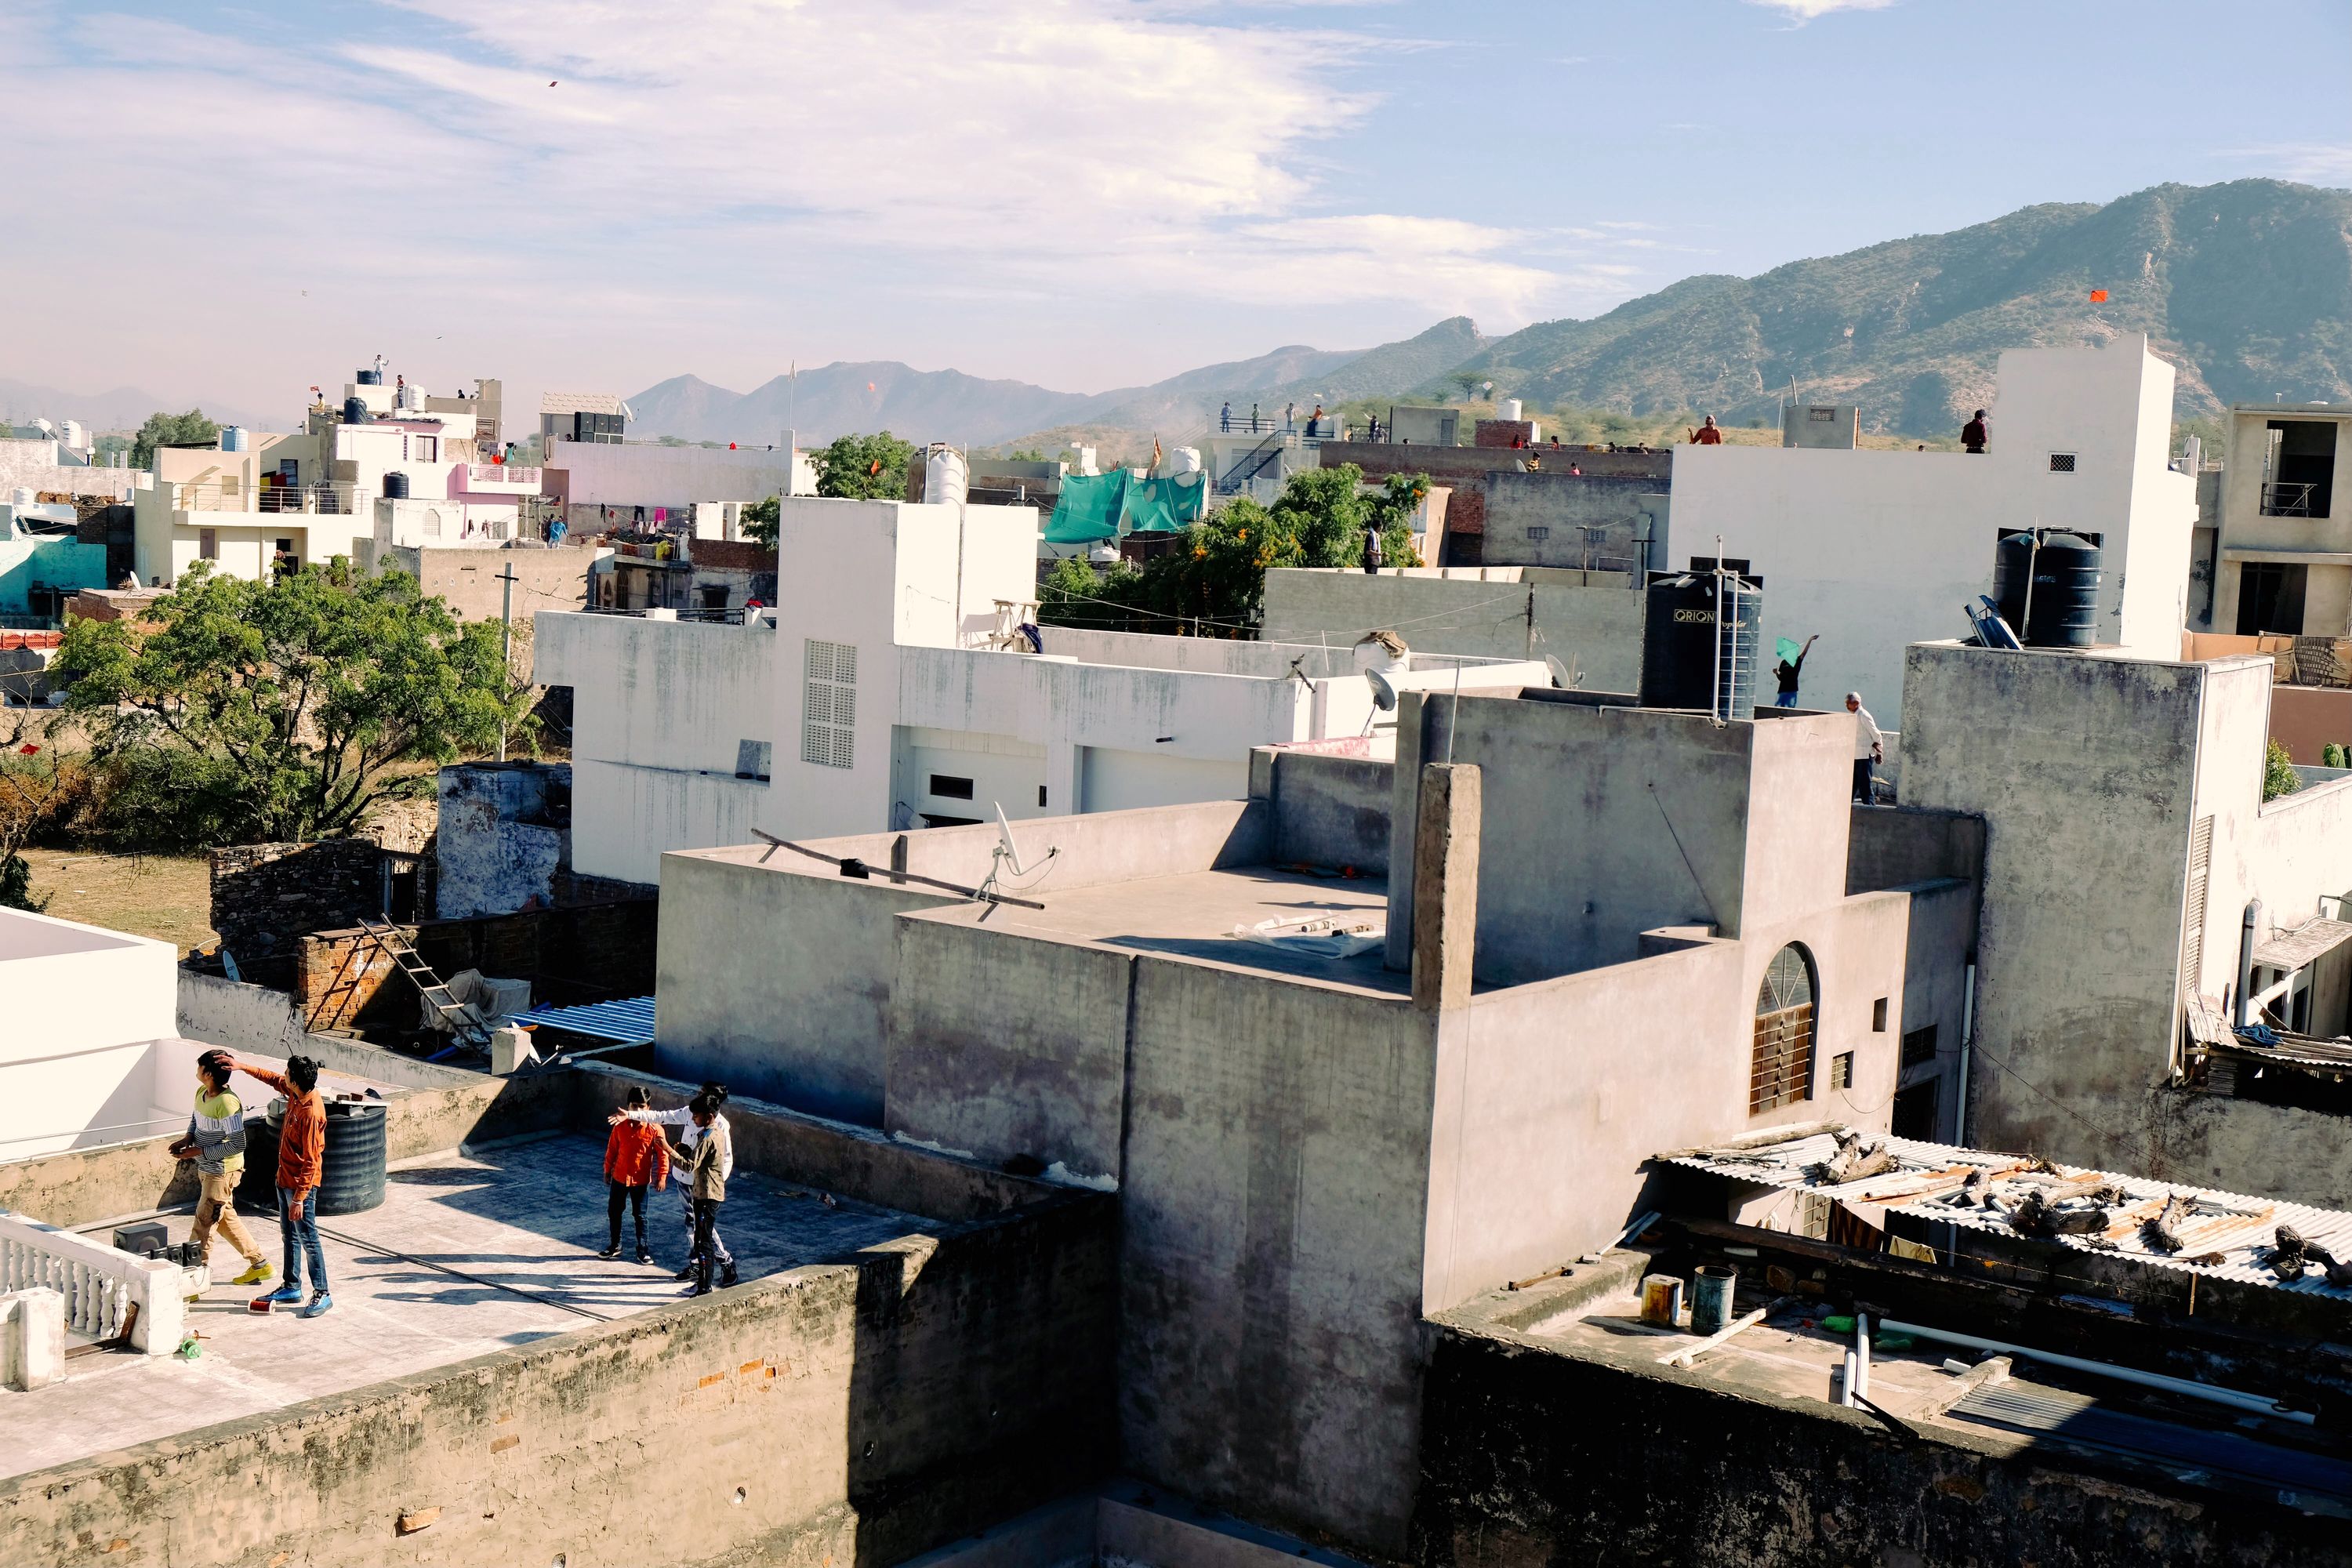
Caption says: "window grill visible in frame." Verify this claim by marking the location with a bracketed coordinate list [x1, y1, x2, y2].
[2048, 452, 2077, 473]
[1751, 945, 1817, 1114]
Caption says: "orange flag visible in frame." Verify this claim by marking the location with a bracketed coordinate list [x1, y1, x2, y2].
[2089, 289, 2108, 303]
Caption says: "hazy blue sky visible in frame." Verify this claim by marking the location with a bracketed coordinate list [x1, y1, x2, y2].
[6, 0, 2347, 421]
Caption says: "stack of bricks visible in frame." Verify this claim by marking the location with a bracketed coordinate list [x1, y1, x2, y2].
[209, 840, 386, 992]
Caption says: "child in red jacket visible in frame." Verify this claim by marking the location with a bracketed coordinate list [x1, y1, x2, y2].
[599, 1086, 670, 1264]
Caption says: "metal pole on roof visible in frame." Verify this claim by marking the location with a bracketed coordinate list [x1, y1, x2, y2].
[497, 563, 518, 763]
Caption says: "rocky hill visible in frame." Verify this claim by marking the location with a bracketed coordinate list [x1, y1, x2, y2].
[1443, 180, 2352, 435]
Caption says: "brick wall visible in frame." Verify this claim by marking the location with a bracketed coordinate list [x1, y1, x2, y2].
[1474, 419, 1537, 448]
[296, 897, 659, 1029]
[210, 840, 387, 990]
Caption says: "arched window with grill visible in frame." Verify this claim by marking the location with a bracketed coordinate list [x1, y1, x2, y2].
[1751, 944, 1817, 1114]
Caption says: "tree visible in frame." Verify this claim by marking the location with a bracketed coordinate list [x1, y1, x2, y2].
[1036, 465, 1425, 637]
[129, 408, 222, 470]
[1449, 372, 1485, 405]
[2265, 739, 2303, 803]
[53, 564, 529, 844]
[0, 712, 62, 911]
[741, 493, 781, 548]
[814, 430, 915, 501]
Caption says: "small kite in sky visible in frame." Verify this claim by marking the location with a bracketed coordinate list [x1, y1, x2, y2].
[2089, 289, 2108, 303]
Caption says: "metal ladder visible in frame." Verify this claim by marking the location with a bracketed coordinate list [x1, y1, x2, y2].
[350, 917, 492, 1047]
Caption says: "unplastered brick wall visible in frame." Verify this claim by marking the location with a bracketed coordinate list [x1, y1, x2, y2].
[209, 840, 386, 990]
[296, 898, 659, 1026]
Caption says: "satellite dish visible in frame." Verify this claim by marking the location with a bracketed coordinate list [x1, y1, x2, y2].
[1365, 666, 1399, 713]
[992, 801, 1056, 878]
[1544, 655, 1571, 689]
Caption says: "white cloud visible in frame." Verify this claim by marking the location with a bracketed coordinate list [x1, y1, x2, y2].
[1743, 0, 1896, 20]
[0, 1, 1671, 401]
[2226, 143, 2352, 184]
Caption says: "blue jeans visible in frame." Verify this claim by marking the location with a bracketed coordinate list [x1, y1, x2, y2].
[278, 1186, 327, 1294]
[1773, 690, 1798, 707]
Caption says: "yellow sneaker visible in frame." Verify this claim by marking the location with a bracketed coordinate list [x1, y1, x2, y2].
[231, 1260, 274, 1287]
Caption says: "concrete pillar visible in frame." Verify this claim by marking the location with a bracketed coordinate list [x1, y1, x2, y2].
[1411, 762, 1482, 1014]
[491, 1026, 540, 1076]
[1, 1288, 64, 1389]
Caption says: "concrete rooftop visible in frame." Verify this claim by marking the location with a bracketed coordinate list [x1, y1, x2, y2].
[0, 1132, 938, 1481]
[0, 908, 139, 961]
[962, 865, 1403, 994]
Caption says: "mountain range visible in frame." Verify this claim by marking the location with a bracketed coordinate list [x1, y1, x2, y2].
[621, 178, 2348, 448]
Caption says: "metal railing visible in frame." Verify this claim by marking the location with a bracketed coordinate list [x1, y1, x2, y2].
[0, 1209, 183, 1352]
[467, 463, 543, 487]
[1215, 431, 1295, 495]
[172, 480, 354, 515]
[2262, 481, 2324, 518]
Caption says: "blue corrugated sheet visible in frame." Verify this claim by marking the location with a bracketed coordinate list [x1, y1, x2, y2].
[513, 995, 656, 1045]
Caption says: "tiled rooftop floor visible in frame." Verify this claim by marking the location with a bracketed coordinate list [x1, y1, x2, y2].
[0, 1133, 937, 1480]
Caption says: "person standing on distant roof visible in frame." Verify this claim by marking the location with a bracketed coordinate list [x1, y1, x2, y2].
[1363, 524, 1385, 575]
[172, 1049, 272, 1294]
[1962, 409, 1989, 454]
[1847, 692, 1884, 804]
[1284, 401, 1296, 432]
[1250, 402, 1260, 434]
[1220, 401, 1231, 433]
[1308, 403, 1325, 438]
[1773, 634, 1819, 709]
[613, 1083, 735, 1288]
[235, 1053, 332, 1319]
[1687, 416, 1723, 445]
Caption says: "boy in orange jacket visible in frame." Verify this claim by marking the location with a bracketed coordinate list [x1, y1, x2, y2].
[599, 1086, 670, 1264]
[236, 1054, 332, 1319]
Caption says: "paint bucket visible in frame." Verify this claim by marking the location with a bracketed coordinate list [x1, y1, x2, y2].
[1639, 1273, 1685, 1327]
[1690, 1264, 1738, 1336]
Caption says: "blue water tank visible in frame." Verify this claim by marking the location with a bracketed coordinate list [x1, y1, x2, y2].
[383, 472, 411, 499]
[220, 426, 249, 452]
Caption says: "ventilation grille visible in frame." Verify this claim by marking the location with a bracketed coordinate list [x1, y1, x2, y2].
[802, 639, 857, 770]
[2049, 452, 2077, 473]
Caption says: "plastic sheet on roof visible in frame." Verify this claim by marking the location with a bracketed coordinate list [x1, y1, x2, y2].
[1044, 470, 1207, 544]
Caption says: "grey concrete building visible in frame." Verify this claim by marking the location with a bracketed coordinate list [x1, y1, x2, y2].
[1901, 639, 2352, 1207]
[652, 685, 1980, 1557]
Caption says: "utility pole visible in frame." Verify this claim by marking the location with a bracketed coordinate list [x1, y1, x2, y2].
[497, 563, 519, 762]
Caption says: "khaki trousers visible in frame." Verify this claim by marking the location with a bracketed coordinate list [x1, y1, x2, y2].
[191, 1170, 263, 1264]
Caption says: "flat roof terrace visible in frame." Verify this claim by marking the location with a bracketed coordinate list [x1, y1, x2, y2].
[0, 1131, 939, 1480]
[941, 864, 1403, 994]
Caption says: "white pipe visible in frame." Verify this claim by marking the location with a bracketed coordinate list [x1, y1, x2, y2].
[1855, 1312, 1871, 1402]
[1956, 961, 1976, 1145]
[2236, 901, 2262, 1028]
[1878, 1318, 2315, 1425]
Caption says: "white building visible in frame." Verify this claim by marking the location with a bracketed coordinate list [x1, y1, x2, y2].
[549, 440, 813, 516]
[2207, 401, 2351, 637]
[538, 494, 1545, 884]
[0, 908, 180, 1159]
[133, 368, 536, 585]
[1668, 334, 2198, 724]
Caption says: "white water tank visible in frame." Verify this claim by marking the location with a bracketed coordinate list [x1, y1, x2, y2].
[1170, 446, 1201, 474]
[60, 420, 88, 452]
[10, 487, 34, 510]
[1497, 398, 1523, 422]
[1353, 630, 1410, 676]
[924, 445, 968, 508]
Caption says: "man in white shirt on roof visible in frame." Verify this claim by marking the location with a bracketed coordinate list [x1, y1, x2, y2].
[1846, 691, 1884, 804]
[612, 1083, 736, 1289]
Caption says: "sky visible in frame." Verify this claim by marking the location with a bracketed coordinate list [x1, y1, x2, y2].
[5, 0, 2349, 425]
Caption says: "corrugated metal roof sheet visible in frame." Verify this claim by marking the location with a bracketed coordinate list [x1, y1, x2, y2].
[513, 995, 655, 1044]
[1663, 1131, 2352, 1299]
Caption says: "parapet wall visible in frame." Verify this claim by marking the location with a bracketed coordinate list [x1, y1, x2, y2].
[1413, 1308, 2349, 1567]
[0, 1188, 1116, 1568]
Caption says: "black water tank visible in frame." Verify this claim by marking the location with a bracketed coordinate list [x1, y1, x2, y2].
[383, 471, 411, 500]
[1640, 568, 1762, 717]
[1994, 531, 2102, 648]
[342, 397, 368, 425]
[356, 368, 383, 386]
[235, 1096, 388, 1216]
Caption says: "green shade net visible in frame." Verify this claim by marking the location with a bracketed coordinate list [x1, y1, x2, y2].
[1044, 470, 1208, 543]
[1123, 472, 1207, 533]
[1044, 471, 1126, 543]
